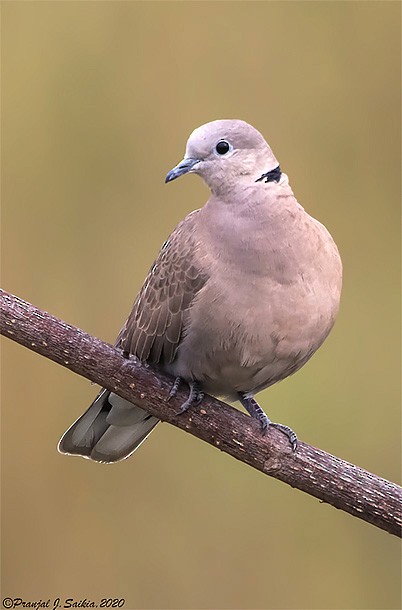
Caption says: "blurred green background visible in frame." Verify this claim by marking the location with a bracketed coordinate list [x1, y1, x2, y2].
[2, 2, 401, 609]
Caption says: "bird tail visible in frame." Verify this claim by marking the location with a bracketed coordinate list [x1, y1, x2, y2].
[58, 390, 159, 463]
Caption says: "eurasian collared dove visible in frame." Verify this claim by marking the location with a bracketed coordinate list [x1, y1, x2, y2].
[58, 119, 342, 463]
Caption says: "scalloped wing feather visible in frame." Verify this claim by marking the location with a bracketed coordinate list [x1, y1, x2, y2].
[116, 212, 208, 366]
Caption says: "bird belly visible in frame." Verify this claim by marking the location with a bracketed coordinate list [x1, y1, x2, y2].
[167, 269, 341, 399]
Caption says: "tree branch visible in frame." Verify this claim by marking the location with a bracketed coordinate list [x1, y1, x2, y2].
[1, 288, 401, 537]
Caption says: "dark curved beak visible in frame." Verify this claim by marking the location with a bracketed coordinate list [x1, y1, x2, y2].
[165, 157, 201, 183]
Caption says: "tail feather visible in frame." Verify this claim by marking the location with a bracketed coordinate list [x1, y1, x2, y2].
[58, 390, 159, 463]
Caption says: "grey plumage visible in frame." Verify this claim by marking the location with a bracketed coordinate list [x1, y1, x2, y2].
[58, 390, 159, 462]
[58, 119, 342, 463]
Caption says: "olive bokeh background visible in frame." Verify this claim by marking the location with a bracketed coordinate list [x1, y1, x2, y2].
[2, 2, 401, 609]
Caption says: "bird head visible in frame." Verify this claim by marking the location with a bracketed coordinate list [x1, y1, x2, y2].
[165, 119, 280, 195]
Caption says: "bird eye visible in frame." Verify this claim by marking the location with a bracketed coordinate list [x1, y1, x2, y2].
[215, 140, 232, 155]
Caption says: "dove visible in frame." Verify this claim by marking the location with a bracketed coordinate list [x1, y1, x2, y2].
[58, 119, 342, 462]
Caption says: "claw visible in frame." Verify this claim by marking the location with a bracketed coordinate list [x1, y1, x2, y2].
[167, 376, 182, 401]
[175, 381, 204, 415]
[270, 422, 298, 451]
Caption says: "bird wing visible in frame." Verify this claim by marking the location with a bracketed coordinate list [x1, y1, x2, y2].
[116, 211, 208, 365]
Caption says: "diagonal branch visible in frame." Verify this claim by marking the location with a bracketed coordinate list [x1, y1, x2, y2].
[1, 288, 401, 537]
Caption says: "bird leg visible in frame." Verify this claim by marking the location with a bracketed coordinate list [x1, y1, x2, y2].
[167, 376, 182, 401]
[169, 378, 204, 415]
[238, 392, 298, 451]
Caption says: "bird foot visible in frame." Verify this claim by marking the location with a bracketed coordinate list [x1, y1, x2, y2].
[238, 392, 298, 451]
[175, 381, 204, 415]
[167, 377, 205, 415]
[269, 422, 298, 451]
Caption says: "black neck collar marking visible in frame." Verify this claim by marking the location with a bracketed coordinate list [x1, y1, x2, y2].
[256, 165, 282, 184]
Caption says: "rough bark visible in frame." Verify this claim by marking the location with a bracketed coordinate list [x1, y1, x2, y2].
[1, 288, 401, 537]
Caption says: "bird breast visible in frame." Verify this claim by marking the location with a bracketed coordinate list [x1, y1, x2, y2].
[168, 190, 342, 396]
